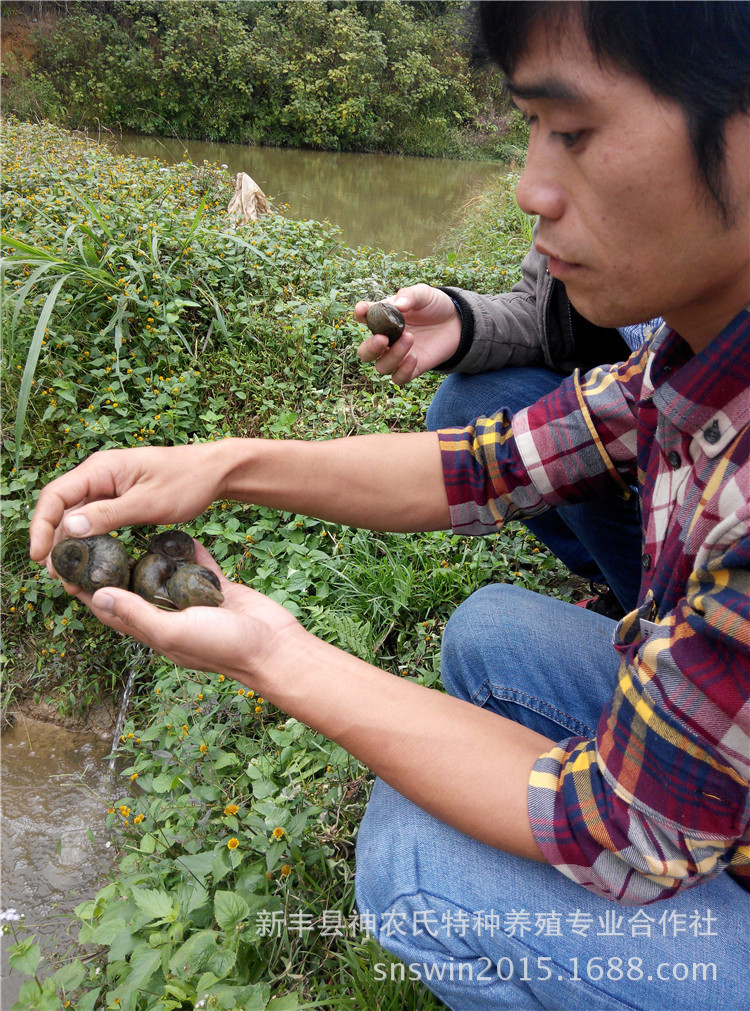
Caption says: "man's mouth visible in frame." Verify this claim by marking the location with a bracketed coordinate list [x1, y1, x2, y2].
[535, 242, 579, 269]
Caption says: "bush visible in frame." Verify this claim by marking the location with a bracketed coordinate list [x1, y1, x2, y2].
[2, 0, 514, 158]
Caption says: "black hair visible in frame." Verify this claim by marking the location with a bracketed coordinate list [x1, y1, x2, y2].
[475, 1, 750, 223]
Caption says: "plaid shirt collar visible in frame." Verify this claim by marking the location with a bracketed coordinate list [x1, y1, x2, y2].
[646, 306, 750, 454]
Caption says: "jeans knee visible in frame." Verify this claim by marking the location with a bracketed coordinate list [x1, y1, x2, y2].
[426, 374, 464, 431]
[355, 780, 419, 921]
[441, 583, 521, 700]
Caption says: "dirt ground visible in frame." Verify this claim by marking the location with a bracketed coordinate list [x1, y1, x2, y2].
[8, 696, 118, 738]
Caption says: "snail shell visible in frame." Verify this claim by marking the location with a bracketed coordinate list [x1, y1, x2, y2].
[130, 552, 176, 609]
[50, 535, 131, 594]
[146, 529, 195, 562]
[166, 564, 223, 609]
[365, 302, 405, 346]
[131, 533, 224, 609]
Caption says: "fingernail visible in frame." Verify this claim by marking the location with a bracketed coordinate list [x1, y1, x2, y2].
[95, 592, 114, 613]
[393, 297, 408, 308]
[65, 514, 91, 536]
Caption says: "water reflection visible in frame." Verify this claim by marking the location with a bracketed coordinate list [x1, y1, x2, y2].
[109, 132, 507, 257]
[1, 718, 115, 1004]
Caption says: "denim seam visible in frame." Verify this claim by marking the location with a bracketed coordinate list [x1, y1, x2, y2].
[473, 683, 596, 739]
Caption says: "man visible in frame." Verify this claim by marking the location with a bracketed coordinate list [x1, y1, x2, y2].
[355, 242, 663, 617]
[29, 2, 750, 1007]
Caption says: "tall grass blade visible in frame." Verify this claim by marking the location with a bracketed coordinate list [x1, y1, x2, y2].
[10, 262, 56, 334]
[177, 193, 208, 261]
[200, 287, 230, 342]
[64, 179, 115, 242]
[1, 233, 59, 261]
[15, 274, 69, 466]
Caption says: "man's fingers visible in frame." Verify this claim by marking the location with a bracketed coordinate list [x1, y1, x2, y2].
[60, 494, 152, 541]
[373, 332, 414, 376]
[89, 587, 177, 644]
[356, 333, 390, 363]
[29, 457, 125, 560]
[391, 354, 421, 387]
[353, 299, 372, 321]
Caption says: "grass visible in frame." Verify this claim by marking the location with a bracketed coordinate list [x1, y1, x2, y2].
[1, 117, 573, 1009]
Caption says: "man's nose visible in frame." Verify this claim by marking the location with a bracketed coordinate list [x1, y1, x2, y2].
[515, 140, 566, 221]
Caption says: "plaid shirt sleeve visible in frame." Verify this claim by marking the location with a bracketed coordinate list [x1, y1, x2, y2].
[440, 361, 641, 536]
[439, 350, 750, 904]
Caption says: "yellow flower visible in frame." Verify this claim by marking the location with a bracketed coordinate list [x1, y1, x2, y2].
[118, 805, 131, 818]
[227, 837, 239, 850]
[224, 803, 239, 816]
[199, 743, 208, 754]
[272, 827, 284, 839]
[133, 814, 144, 825]
[280, 864, 292, 877]
[236, 689, 245, 696]
[130, 772, 138, 781]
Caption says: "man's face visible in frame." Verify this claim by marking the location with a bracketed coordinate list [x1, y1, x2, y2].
[509, 15, 750, 349]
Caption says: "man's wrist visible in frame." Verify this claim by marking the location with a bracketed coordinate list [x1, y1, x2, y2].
[434, 287, 475, 372]
[214, 437, 261, 503]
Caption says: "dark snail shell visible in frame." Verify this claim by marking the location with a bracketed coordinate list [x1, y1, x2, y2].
[365, 302, 405, 346]
[166, 564, 223, 609]
[130, 532, 224, 609]
[130, 552, 176, 609]
[146, 529, 195, 562]
[50, 535, 131, 594]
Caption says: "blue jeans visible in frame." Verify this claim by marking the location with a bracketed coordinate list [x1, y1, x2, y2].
[426, 368, 643, 612]
[355, 586, 749, 1010]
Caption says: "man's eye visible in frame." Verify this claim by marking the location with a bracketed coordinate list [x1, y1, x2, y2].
[555, 130, 585, 149]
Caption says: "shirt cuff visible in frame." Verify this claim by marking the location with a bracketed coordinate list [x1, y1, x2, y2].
[434, 287, 475, 372]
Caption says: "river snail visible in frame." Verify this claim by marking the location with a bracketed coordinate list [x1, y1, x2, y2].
[130, 531, 224, 610]
[51, 530, 224, 609]
[51, 534, 131, 594]
[365, 302, 405, 346]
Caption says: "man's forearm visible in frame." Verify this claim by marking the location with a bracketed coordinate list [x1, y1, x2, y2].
[217, 432, 452, 533]
[250, 624, 552, 861]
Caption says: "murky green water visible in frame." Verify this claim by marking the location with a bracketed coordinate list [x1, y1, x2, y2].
[109, 131, 508, 257]
[1, 718, 116, 1004]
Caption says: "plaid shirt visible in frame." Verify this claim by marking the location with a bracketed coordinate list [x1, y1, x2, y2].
[439, 307, 750, 904]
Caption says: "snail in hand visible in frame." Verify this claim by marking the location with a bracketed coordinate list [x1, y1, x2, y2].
[51, 529, 224, 609]
[131, 530, 224, 610]
[365, 302, 405, 346]
[51, 534, 131, 593]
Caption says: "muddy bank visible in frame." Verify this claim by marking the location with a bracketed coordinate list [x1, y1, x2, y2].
[7, 698, 118, 739]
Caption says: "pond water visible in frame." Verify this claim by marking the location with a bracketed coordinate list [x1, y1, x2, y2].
[109, 131, 508, 257]
[1, 717, 116, 1004]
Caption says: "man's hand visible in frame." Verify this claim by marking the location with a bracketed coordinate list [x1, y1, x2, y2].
[29, 443, 229, 567]
[82, 542, 301, 685]
[355, 284, 462, 385]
